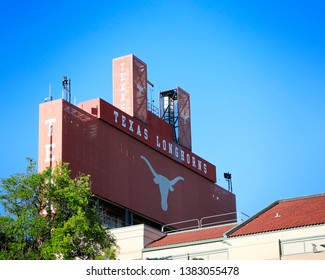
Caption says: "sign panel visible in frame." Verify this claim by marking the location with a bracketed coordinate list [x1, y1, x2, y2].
[132, 55, 147, 122]
[39, 100, 236, 227]
[177, 87, 192, 150]
[113, 54, 148, 123]
[113, 55, 132, 115]
[81, 98, 216, 182]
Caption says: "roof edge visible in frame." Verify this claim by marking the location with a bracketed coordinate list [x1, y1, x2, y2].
[225, 192, 325, 237]
[145, 223, 237, 251]
[279, 192, 325, 203]
[143, 236, 226, 252]
[225, 201, 280, 237]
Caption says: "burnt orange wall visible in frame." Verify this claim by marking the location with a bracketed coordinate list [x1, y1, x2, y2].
[39, 99, 236, 227]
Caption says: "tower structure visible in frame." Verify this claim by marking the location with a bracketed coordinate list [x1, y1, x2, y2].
[113, 54, 148, 123]
[160, 87, 192, 150]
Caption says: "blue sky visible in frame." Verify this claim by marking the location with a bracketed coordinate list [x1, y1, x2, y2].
[1, 0, 324, 217]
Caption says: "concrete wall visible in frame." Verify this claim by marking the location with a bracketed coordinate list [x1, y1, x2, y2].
[111, 224, 165, 260]
[228, 225, 325, 260]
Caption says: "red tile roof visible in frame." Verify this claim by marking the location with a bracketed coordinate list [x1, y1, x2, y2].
[145, 193, 325, 249]
[146, 224, 235, 249]
[228, 193, 325, 237]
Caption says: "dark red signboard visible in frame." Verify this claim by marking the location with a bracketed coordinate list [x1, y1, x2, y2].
[39, 99, 236, 227]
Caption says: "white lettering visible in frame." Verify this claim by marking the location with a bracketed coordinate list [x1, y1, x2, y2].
[198, 160, 202, 171]
[192, 156, 196, 167]
[120, 72, 127, 81]
[45, 118, 56, 137]
[122, 115, 126, 127]
[120, 82, 127, 92]
[181, 150, 185, 161]
[114, 111, 119, 123]
[129, 119, 134, 132]
[120, 93, 126, 101]
[156, 136, 161, 147]
[168, 143, 173, 154]
[186, 154, 190, 164]
[111, 110, 210, 178]
[162, 140, 167, 151]
[203, 164, 207, 174]
[137, 125, 142, 137]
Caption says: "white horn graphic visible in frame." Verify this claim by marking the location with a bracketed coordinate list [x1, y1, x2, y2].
[141, 155, 184, 211]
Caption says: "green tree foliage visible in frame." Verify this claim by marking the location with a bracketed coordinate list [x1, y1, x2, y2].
[0, 159, 118, 260]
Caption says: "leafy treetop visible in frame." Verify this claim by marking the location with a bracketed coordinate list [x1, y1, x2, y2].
[0, 159, 118, 260]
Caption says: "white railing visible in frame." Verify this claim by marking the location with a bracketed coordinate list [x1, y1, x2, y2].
[161, 212, 240, 233]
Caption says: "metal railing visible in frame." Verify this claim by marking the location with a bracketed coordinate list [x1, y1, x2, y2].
[200, 212, 237, 228]
[161, 212, 239, 233]
[147, 100, 159, 116]
[162, 219, 200, 233]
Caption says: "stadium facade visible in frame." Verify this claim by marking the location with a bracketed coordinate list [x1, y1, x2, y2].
[38, 54, 236, 231]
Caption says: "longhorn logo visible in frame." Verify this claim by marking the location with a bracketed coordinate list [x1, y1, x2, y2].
[140, 155, 184, 211]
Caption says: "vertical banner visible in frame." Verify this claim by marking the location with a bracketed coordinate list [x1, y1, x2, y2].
[177, 87, 192, 151]
[113, 55, 133, 115]
[113, 54, 147, 123]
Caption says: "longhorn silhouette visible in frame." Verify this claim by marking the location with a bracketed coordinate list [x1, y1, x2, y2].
[140, 155, 184, 211]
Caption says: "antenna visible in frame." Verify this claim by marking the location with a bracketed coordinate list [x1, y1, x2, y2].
[62, 75, 71, 103]
[45, 83, 53, 102]
[147, 80, 154, 107]
[147, 80, 158, 116]
[224, 172, 233, 192]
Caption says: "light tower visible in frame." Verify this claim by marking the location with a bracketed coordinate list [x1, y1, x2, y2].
[224, 172, 233, 192]
[62, 75, 71, 103]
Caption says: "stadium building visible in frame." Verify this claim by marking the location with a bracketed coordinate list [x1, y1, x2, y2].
[38, 54, 236, 232]
[38, 54, 325, 260]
